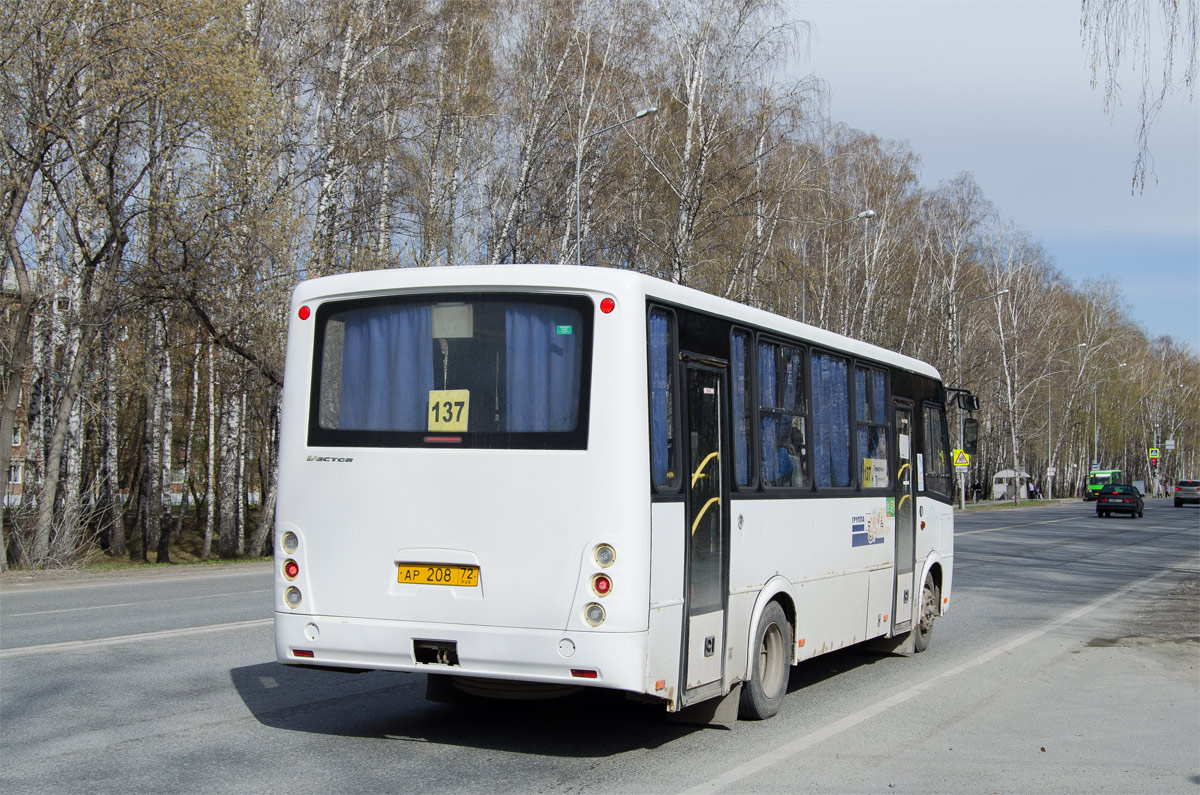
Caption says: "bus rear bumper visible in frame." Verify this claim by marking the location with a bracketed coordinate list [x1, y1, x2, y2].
[274, 611, 650, 694]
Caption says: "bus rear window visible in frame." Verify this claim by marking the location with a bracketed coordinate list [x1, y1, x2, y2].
[308, 293, 592, 449]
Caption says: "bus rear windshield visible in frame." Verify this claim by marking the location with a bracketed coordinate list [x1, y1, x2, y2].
[307, 293, 592, 449]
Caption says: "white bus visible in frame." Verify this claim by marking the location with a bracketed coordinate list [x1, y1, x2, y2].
[274, 265, 960, 721]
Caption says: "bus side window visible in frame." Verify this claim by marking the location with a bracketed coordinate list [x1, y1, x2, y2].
[649, 308, 680, 492]
[731, 330, 754, 489]
[812, 351, 851, 488]
[922, 403, 952, 499]
[759, 340, 807, 489]
[855, 365, 890, 489]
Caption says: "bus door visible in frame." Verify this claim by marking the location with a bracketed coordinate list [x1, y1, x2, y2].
[892, 401, 917, 633]
[680, 358, 729, 705]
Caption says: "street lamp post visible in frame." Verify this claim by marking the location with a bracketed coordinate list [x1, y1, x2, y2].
[954, 288, 1009, 508]
[799, 209, 875, 323]
[1047, 342, 1088, 498]
[575, 106, 657, 267]
[1093, 361, 1127, 469]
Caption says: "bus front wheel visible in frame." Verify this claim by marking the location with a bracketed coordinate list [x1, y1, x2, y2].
[739, 601, 791, 720]
[914, 573, 939, 653]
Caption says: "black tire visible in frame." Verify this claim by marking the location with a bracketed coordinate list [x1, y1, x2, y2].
[914, 572, 939, 653]
[739, 601, 791, 720]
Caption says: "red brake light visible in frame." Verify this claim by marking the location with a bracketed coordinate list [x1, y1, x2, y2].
[284, 559, 299, 579]
[592, 573, 612, 596]
[571, 669, 598, 678]
[298, 305, 311, 320]
[293, 649, 314, 658]
[600, 298, 615, 314]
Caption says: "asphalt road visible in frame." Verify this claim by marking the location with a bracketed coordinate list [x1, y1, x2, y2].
[2, 499, 1197, 794]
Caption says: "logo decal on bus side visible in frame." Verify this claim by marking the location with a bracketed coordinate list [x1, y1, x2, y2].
[851, 507, 889, 547]
[307, 456, 355, 463]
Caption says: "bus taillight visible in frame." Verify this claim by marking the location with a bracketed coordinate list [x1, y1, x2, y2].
[584, 603, 605, 626]
[591, 573, 612, 596]
[284, 559, 299, 580]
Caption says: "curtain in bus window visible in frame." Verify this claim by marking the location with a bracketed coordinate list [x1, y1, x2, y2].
[505, 304, 581, 432]
[758, 342, 778, 483]
[854, 367, 887, 422]
[812, 352, 850, 487]
[855, 367, 869, 420]
[731, 332, 750, 486]
[338, 305, 433, 430]
[648, 310, 675, 489]
[784, 352, 799, 408]
[870, 369, 886, 420]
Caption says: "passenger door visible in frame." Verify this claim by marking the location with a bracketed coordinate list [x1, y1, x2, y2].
[680, 360, 729, 705]
[892, 401, 917, 633]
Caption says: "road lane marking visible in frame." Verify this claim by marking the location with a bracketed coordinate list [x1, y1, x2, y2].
[0, 618, 272, 659]
[0, 564, 273, 593]
[679, 559, 1197, 795]
[6, 590, 271, 617]
[955, 517, 1075, 535]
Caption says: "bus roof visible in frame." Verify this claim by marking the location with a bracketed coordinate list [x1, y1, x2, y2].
[293, 264, 942, 381]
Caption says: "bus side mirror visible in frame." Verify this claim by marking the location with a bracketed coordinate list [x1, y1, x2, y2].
[963, 417, 979, 456]
[958, 393, 980, 411]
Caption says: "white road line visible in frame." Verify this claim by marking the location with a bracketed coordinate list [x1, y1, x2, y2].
[680, 560, 1196, 795]
[0, 564, 273, 592]
[0, 618, 273, 659]
[7, 590, 271, 617]
[955, 517, 1075, 536]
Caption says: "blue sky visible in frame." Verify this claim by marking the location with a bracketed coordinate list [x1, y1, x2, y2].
[794, 0, 1199, 351]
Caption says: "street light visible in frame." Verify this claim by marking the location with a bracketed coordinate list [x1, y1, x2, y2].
[575, 106, 657, 267]
[1093, 361, 1127, 470]
[1046, 342, 1088, 498]
[953, 288, 1009, 508]
[799, 209, 875, 323]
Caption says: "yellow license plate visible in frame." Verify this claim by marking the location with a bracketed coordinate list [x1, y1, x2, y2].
[397, 563, 479, 587]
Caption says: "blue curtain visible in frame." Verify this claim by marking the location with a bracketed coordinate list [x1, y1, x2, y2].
[339, 305, 433, 430]
[731, 333, 749, 486]
[871, 370, 886, 422]
[758, 342, 777, 482]
[813, 352, 850, 487]
[783, 349, 799, 411]
[649, 310, 671, 485]
[855, 367, 869, 420]
[505, 304, 580, 432]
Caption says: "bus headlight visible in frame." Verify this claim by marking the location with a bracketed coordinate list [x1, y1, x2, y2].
[584, 602, 605, 626]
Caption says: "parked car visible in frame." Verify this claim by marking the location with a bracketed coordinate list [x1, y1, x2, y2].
[1175, 480, 1200, 508]
[1095, 484, 1144, 518]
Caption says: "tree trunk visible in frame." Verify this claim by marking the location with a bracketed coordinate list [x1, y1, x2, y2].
[203, 343, 216, 560]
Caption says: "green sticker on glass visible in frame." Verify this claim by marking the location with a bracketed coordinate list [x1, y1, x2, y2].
[556, 325, 573, 335]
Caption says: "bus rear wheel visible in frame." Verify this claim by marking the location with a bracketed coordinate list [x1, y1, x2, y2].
[914, 573, 939, 653]
[739, 601, 791, 720]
